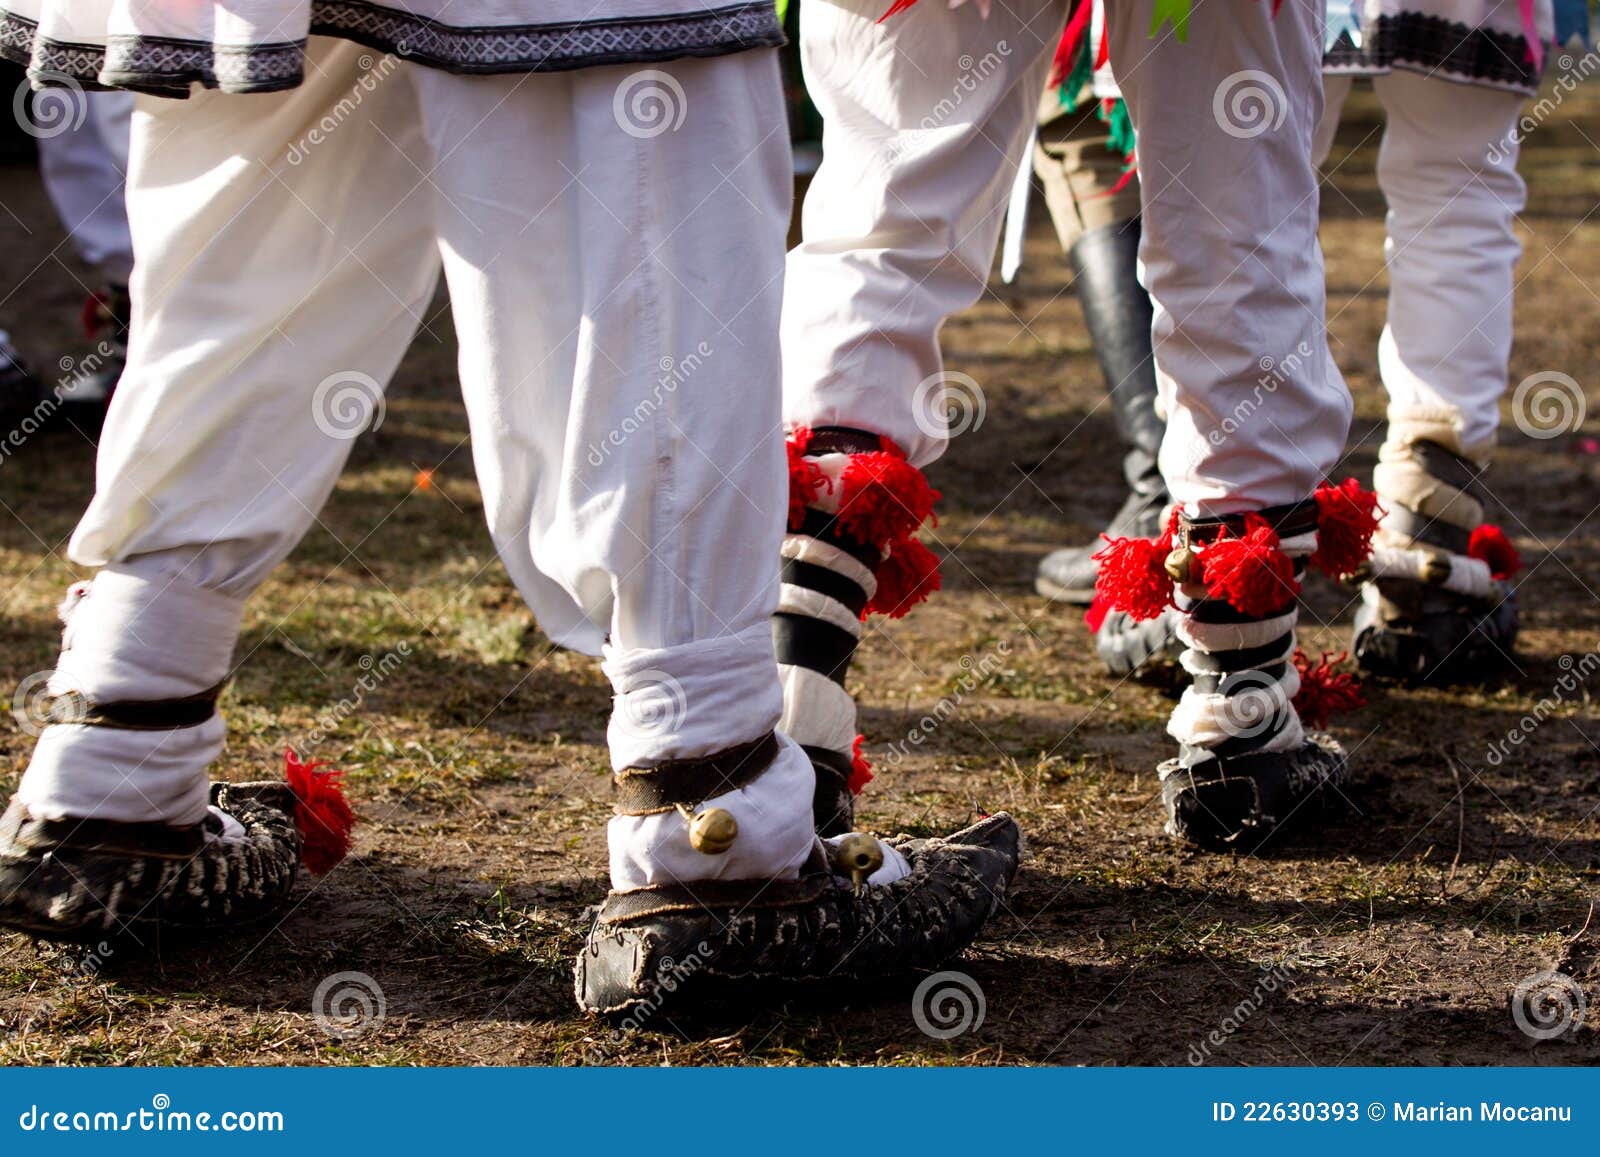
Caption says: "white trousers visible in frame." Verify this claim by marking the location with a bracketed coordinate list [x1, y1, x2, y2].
[1315, 71, 1526, 453]
[783, 0, 1066, 467]
[787, 0, 1349, 512]
[1107, 0, 1348, 513]
[18, 40, 817, 887]
[36, 91, 134, 280]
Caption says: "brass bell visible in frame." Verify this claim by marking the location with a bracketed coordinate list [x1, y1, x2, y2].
[1164, 545, 1197, 584]
[831, 833, 885, 895]
[1419, 553, 1451, 586]
[683, 806, 738, 855]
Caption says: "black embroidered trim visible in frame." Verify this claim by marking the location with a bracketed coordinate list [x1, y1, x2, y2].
[1323, 13, 1540, 93]
[0, 2, 784, 95]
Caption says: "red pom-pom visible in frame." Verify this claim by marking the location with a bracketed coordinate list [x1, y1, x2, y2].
[1092, 534, 1174, 622]
[1310, 478, 1382, 579]
[848, 734, 874, 795]
[1291, 649, 1366, 729]
[1084, 592, 1111, 634]
[1197, 514, 1300, 617]
[284, 748, 355, 876]
[785, 427, 830, 532]
[837, 450, 939, 549]
[1468, 524, 1520, 580]
[867, 535, 942, 618]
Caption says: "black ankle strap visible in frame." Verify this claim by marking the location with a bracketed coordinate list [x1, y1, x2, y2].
[42, 679, 227, 731]
[612, 732, 780, 815]
[1180, 498, 1320, 544]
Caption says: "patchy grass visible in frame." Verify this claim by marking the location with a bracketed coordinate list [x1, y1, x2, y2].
[1, 84, 1598, 1066]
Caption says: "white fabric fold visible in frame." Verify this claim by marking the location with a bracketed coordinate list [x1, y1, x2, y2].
[607, 731, 818, 889]
[781, 533, 878, 597]
[778, 583, 862, 639]
[777, 663, 857, 754]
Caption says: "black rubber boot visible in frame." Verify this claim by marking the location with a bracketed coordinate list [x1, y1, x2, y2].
[0, 781, 302, 944]
[1036, 219, 1168, 604]
[1352, 440, 1518, 684]
[575, 812, 1021, 1017]
[1157, 502, 1350, 851]
[0, 328, 43, 438]
[1095, 606, 1183, 677]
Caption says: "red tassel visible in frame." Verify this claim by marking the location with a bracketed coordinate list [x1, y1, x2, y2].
[877, 0, 919, 20]
[1291, 649, 1365, 729]
[867, 535, 942, 618]
[1091, 515, 1175, 621]
[1049, 0, 1094, 87]
[1084, 592, 1111, 634]
[837, 448, 940, 548]
[1309, 478, 1382, 579]
[848, 734, 874, 795]
[1468, 524, 1520, 580]
[284, 749, 355, 876]
[785, 426, 830, 532]
[1197, 514, 1300, 617]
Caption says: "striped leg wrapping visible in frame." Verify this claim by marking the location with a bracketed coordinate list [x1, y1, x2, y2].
[776, 527, 878, 836]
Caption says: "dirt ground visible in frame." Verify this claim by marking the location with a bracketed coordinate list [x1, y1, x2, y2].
[0, 80, 1597, 1067]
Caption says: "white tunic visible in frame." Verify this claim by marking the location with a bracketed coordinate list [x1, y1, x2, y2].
[0, 0, 782, 94]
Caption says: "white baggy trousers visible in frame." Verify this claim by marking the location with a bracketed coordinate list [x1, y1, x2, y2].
[787, 0, 1350, 511]
[1315, 70, 1527, 452]
[18, 38, 818, 887]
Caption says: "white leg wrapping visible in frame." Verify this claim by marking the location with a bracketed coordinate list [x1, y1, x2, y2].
[778, 584, 862, 640]
[781, 535, 878, 598]
[16, 565, 245, 826]
[777, 664, 857, 754]
[607, 733, 820, 890]
[604, 625, 817, 887]
[1175, 610, 1299, 654]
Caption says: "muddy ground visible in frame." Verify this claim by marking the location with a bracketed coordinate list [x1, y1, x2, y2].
[0, 81, 1596, 1066]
